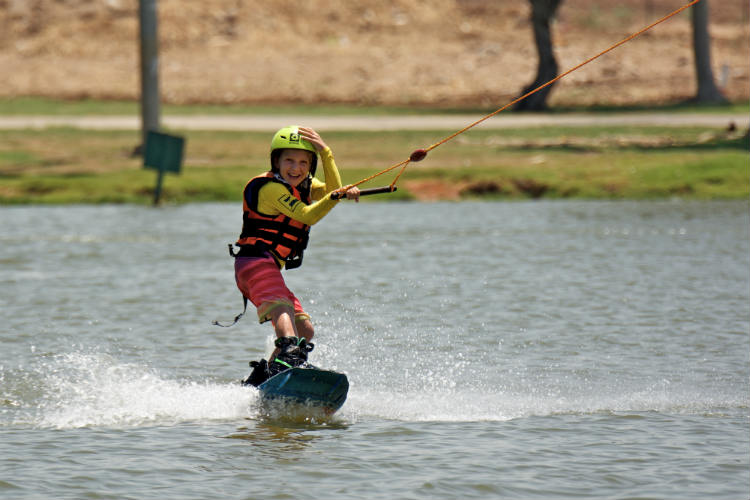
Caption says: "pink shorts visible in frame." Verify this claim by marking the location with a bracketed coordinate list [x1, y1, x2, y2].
[234, 254, 309, 324]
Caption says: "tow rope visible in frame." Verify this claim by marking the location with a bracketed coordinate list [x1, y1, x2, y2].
[331, 0, 704, 198]
[215, 0, 702, 327]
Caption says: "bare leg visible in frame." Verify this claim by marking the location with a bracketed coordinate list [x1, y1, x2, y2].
[295, 317, 314, 343]
[268, 305, 297, 361]
[266, 307, 315, 367]
[270, 305, 297, 338]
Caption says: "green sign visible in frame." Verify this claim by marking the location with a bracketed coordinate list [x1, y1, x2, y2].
[143, 131, 184, 173]
[143, 131, 185, 204]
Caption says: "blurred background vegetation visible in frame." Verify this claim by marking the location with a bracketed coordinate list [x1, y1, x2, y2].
[0, 0, 747, 203]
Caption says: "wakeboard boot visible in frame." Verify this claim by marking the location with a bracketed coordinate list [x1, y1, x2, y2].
[267, 336, 314, 377]
[241, 359, 270, 387]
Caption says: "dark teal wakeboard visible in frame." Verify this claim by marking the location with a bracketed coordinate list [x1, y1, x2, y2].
[258, 367, 349, 414]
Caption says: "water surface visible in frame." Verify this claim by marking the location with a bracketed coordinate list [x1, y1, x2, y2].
[1, 200, 748, 499]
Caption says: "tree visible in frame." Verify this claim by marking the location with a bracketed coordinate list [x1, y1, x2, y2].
[514, 0, 563, 112]
[691, 0, 727, 103]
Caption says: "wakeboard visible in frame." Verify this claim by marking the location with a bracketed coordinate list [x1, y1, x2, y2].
[258, 367, 349, 414]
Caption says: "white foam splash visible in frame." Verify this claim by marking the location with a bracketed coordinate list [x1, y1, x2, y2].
[33, 352, 256, 429]
[339, 379, 748, 423]
[10, 349, 744, 429]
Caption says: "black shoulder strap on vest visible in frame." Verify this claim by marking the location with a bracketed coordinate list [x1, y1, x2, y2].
[246, 173, 310, 213]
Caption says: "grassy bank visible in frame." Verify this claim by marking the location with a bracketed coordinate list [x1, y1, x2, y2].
[0, 109, 747, 204]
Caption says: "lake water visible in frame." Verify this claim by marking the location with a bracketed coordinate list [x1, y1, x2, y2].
[1, 200, 748, 499]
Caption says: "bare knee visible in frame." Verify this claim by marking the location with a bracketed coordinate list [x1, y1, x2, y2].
[296, 317, 314, 342]
[269, 305, 297, 338]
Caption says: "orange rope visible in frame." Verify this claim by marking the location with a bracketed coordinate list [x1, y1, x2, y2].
[335, 0, 702, 196]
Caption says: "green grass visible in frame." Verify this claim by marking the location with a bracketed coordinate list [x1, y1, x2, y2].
[0, 117, 747, 204]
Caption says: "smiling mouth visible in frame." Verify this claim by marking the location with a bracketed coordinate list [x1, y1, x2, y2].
[285, 173, 304, 184]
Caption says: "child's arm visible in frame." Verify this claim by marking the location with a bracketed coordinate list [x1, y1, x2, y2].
[301, 126, 359, 201]
[310, 147, 343, 200]
[256, 182, 338, 226]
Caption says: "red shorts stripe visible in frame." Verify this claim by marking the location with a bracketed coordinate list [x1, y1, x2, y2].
[234, 254, 307, 323]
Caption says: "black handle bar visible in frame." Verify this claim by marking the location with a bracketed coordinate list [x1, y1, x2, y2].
[331, 186, 398, 200]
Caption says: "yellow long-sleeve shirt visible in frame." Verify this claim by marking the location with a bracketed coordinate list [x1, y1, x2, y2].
[255, 147, 342, 225]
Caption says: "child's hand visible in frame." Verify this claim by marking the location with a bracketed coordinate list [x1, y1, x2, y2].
[298, 127, 328, 152]
[345, 186, 360, 202]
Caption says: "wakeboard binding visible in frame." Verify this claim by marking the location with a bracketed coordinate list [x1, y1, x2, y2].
[241, 336, 315, 387]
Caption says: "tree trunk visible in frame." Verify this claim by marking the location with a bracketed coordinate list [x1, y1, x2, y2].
[691, 0, 727, 103]
[514, 0, 563, 111]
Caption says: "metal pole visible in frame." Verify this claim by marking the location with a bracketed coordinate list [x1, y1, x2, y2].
[139, 0, 160, 148]
[153, 167, 165, 205]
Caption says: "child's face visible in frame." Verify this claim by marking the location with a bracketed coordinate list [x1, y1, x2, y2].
[277, 149, 313, 187]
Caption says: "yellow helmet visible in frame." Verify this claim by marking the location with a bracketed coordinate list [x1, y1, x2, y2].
[269, 125, 318, 176]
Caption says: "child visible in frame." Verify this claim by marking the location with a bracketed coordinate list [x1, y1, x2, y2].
[233, 125, 359, 386]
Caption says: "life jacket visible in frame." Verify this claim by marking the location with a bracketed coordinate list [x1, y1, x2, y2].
[235, 172, 311, 269]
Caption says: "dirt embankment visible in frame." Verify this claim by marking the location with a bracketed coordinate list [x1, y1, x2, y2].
[1, 0, 748, 107]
